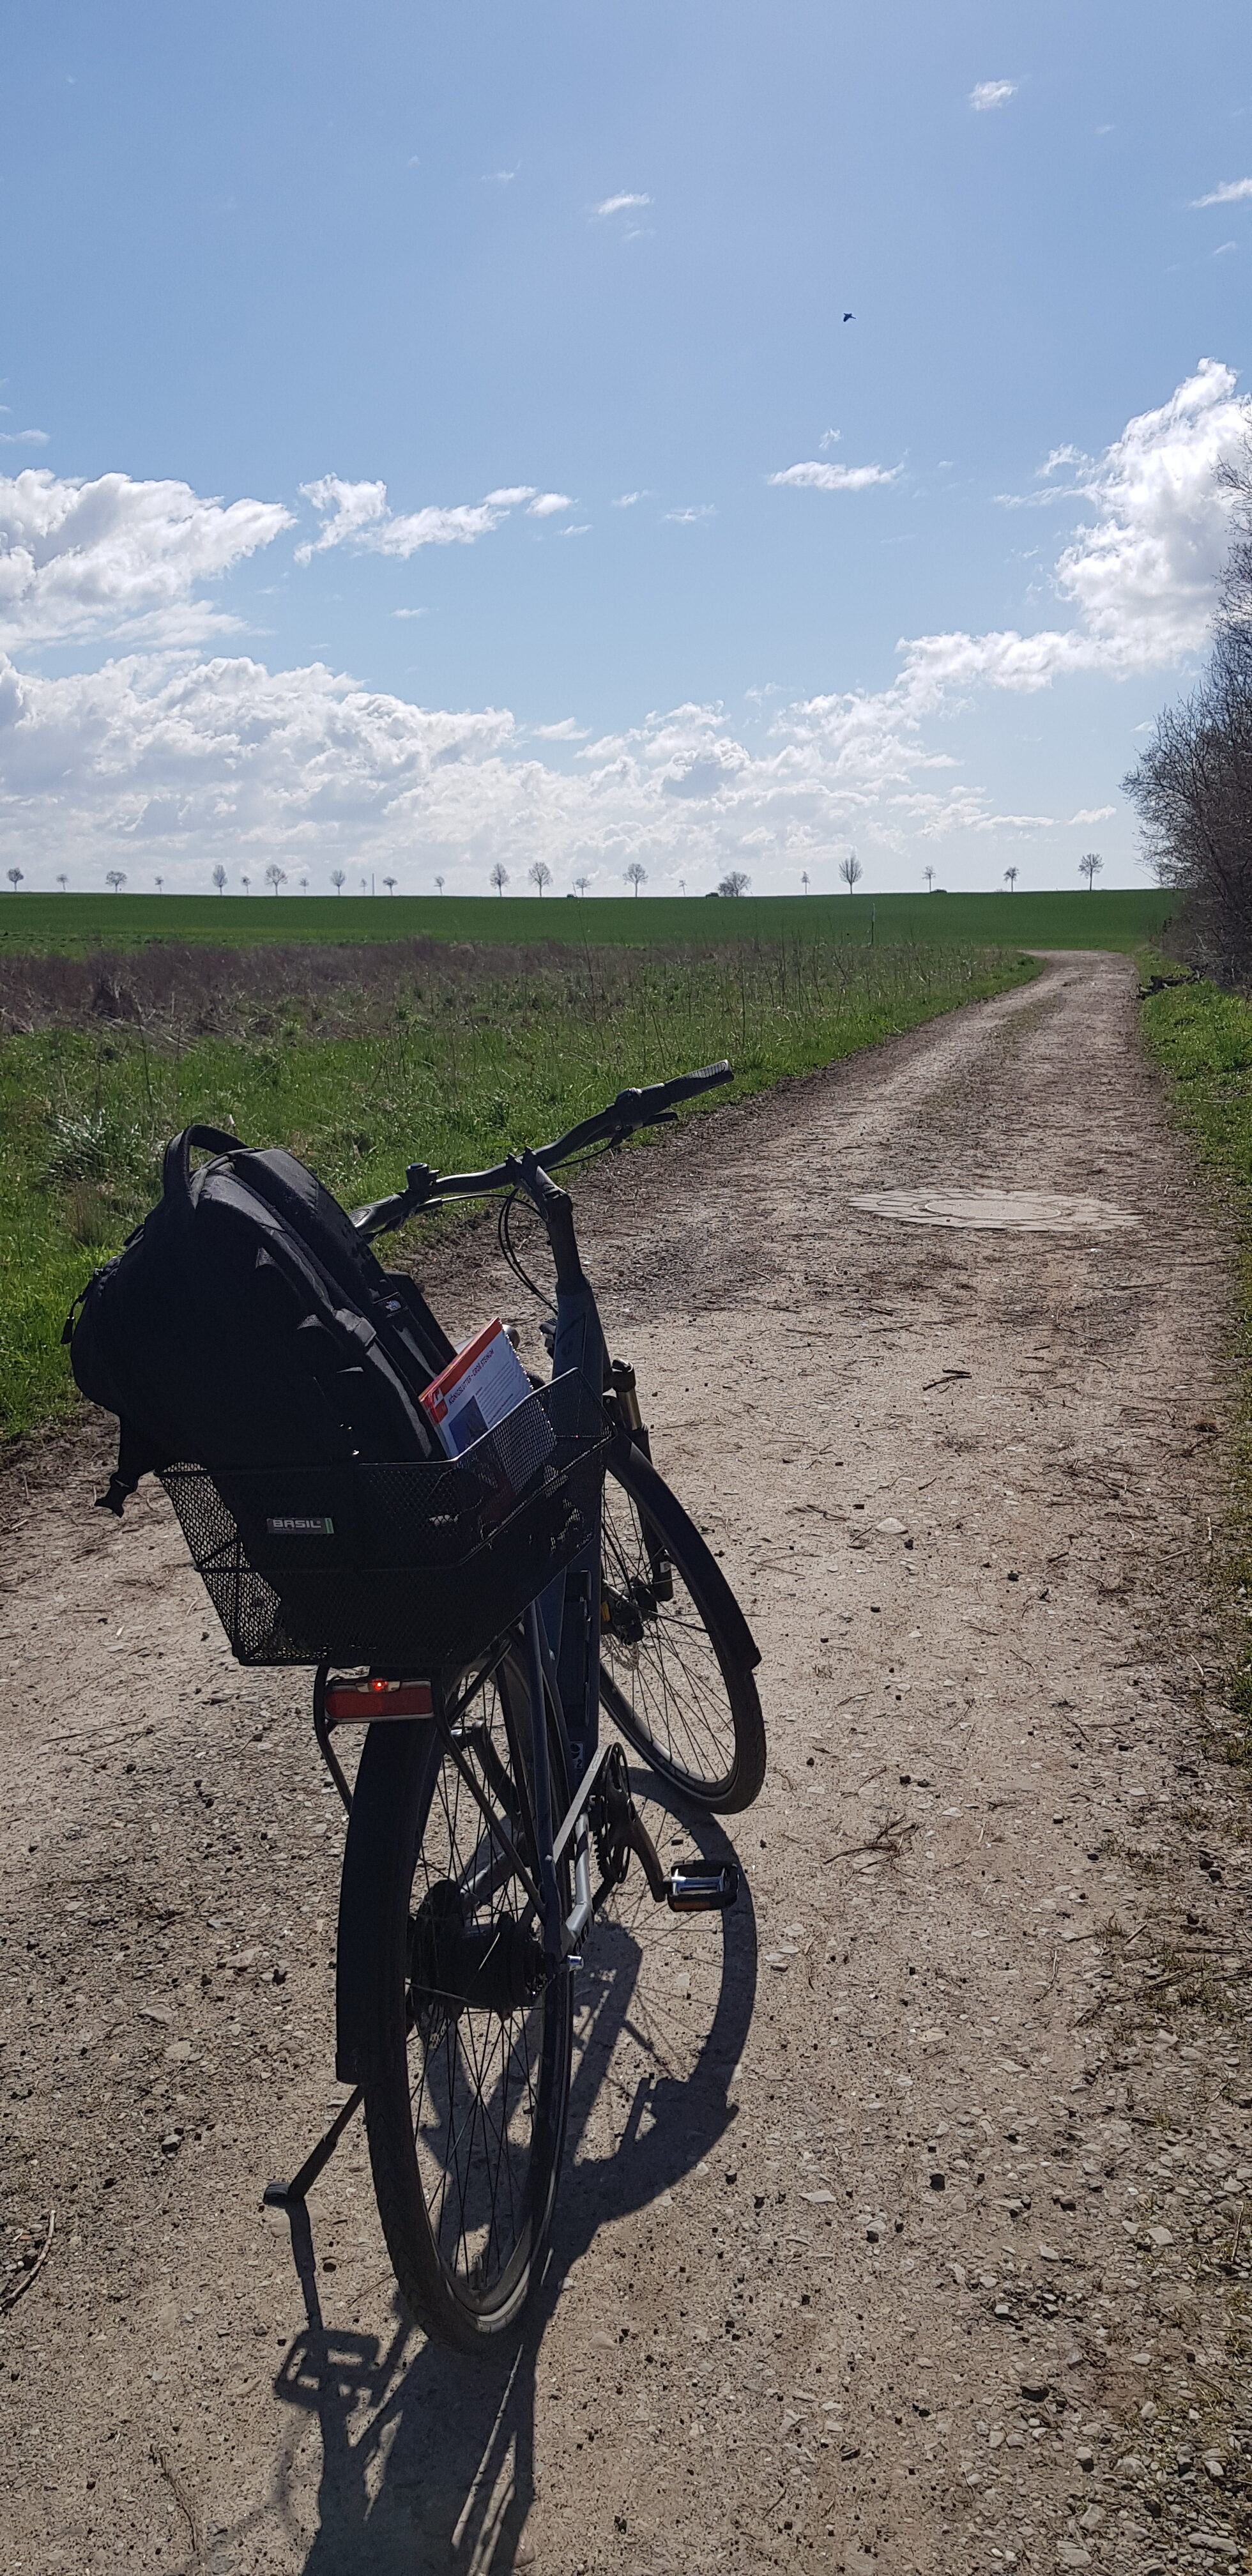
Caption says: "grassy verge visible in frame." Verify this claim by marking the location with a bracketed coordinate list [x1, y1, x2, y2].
[0, 885, 1171, 959]
[1140, 970, 1252, 1733]
[1, 935, 1036, 1440]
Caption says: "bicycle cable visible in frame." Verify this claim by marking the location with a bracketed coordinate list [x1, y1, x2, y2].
[496, 1130, 623, 1311]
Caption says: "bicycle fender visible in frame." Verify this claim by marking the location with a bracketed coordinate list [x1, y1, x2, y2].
[607, 1432, 761, 1675]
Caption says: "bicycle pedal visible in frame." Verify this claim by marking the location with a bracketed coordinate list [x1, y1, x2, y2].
[666, 1864, 738, 1913]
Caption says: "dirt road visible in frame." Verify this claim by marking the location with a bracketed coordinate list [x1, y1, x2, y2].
[4, 949, 1252, 2576]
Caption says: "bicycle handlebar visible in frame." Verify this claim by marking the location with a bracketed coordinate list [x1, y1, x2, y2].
[351, 1060, 733, 1240]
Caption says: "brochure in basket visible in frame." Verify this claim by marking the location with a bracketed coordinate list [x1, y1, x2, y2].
[419, 1319, 537, 1459]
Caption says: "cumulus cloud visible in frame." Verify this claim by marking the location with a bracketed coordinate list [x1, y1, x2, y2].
[768, 460, 901, 493]
[0, 468, 293, 650]
[0, 429, 50, 448]
[0, 363, 1244, 883]
[296, 475, 538, 562]
[905, 358, 1249, 695]
[970, 80, 1017, 111]
[663, 504, 715, 523]
[527, 492, 574, 518]
[1070, 805, 1116, 824]
[1192, 179, 1252, 208]
[593, 193, 651, 217]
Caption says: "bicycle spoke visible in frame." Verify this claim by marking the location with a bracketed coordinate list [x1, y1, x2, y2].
[401, 1662, 566, 2306]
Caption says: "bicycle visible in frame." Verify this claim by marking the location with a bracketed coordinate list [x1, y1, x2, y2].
[160, 1062, 765, 2349]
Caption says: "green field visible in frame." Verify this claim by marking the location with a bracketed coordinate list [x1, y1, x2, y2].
[1141, 973, 1252, 1736]
[1, 935, 1037, 1441]
[0, 885, 1170, 958]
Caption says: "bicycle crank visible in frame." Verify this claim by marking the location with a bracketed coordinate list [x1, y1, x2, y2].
[588, 1744, 738, 1915]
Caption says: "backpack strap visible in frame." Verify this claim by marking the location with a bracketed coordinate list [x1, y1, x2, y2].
[96, 1416, 167, 1517]
[162, 1124, 248, 1203]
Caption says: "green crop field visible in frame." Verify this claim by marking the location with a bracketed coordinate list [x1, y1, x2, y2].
[0, 885, 1170, 959]
[0, 933, 1037, 1441]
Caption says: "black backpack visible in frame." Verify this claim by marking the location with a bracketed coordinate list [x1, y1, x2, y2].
[65, 1124, 455, 1512]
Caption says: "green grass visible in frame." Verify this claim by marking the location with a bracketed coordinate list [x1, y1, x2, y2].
[0, 936, 1037, 1441]
[1140, 970, 1252, 1740]
[0, 885, 1170, 958]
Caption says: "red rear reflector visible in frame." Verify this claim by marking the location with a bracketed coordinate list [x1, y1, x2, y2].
[324, 1678, 434, 1722]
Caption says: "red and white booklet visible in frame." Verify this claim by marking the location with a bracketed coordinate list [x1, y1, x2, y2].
[419, 1318, 535, 1459]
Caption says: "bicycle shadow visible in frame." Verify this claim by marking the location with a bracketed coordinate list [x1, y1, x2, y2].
[257, 1781, 758, 2575]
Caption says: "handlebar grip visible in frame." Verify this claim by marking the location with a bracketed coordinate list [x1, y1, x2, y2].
[659, 1061, 732, 1105]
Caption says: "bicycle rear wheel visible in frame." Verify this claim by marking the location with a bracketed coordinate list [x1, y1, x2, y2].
[338, 1644, 572, 2350]
[600, 1437, 767, 1813]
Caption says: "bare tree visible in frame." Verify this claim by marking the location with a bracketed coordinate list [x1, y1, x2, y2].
[529, 861, 553, 897]
[1003, 865, 1018, 891]
[6, 867, 23, 891]
[574, 873, 590, 896]
[717, 870, 750, 898]
[300, 875, 309, 893]
[624, 862, 648, 897]
[838, 852, 862, 893]
[383, 875, 397, 894]
[265, 863, 286, 894]
[435, 874, 445, 894]
[923, 865, 935, 892]
[212, 864, 227, 894]
[105, 869, 126, 893]
[1079, 852, 1103, 891]
[56, 873, 68, 892]
[490, 862, 509, 898]
[678, 877, 686, 896]
[155, 875, 164, 893]
[801, 870, 809, 894]
[330, 870, 346, 894]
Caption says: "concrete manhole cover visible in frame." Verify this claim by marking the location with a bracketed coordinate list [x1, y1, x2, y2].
[851, 1187, 1136, 1232]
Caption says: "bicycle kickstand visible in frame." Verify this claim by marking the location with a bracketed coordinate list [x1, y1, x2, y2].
[262, 2086, 364, 2212]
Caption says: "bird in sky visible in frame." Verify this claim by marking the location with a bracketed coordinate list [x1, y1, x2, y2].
[843, 310, 855, 322]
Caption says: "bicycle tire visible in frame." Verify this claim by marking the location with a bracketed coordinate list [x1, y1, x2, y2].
[600, 1436, 767, 1813]
[337, 1645, 572, 2350]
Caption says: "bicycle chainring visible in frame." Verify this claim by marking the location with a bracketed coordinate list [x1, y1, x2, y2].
[588, 1743, 633, 1894]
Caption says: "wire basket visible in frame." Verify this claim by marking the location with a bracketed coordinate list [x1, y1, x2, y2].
[160, 1372, 609, 1671]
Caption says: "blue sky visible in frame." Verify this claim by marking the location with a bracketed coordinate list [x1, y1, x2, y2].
[1, 0, 1250, 894]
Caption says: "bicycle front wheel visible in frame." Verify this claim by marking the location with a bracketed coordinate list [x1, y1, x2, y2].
[600, 1437, 767, 1813]
[338, 1644, 572, 2350]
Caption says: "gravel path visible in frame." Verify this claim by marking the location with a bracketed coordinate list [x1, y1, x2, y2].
[4, 949, 1252, 2576]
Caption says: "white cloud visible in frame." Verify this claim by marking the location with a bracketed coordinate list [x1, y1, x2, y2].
[527, 492, 574, 518]
[663, 504, 716, 523]
[769, 460, 901, 493]
[0, 364, 1242, 885]
[593, 193, 651, 217]
[0, 429, 50, 448]
[611, 491, 642, 508]
[392, 607, 428, 620]
[482, 169, 517, 184]
[1069, 805, 1116, 824]
[1216, 241, 1238, 257]
[1192, 179, 1252, 208]
[969, 80, 1017, 111]
[0, 468, 293, 650]
[296, 475, 537, 562]
[906, 358, 1250, 694]
[560, 523, 592, 537]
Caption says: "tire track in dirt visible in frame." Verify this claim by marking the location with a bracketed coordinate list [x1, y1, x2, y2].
[2, 949, 1249, 2575]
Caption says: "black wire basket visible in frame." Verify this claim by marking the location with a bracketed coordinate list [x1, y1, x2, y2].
[160, 1372, 609, 1671]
